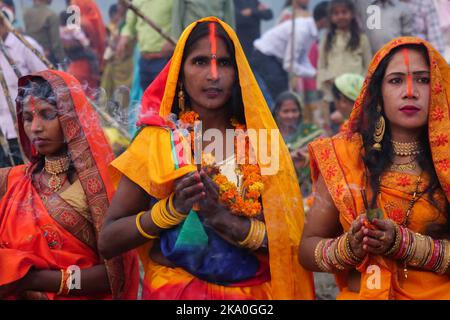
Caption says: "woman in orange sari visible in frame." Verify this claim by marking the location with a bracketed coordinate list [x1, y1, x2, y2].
[0, 70, 139, 300]
[99, 17, 314, 300]
[300, 37, 450, 299]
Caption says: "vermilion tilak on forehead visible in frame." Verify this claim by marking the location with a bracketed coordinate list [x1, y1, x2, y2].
[402, 48, 413, 98]
[209, 23, 218, 79]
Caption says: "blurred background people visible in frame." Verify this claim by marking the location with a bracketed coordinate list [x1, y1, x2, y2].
[234, 0, 273, 58]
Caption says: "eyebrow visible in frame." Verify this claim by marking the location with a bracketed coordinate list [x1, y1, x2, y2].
[385, 71, 430, 77]
[190, 54, 231, 59]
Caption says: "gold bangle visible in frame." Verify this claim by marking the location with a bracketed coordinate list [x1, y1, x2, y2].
[239, 218, 256, 248]
[314, 240, 329, 272]
[168, 193, 187, 220]
[344, 233, 362, 264]
[239, 219, 266, 251]
[136, 211, 158, 239]
[62, 270, 72, 296]
[151, 198, 185, 229]
[56, 269, 65, 295]
[385, 223, 402, 257]
[437, 240, 450, 275]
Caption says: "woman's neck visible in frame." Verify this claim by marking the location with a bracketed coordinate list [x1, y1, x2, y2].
[390, 126, 422, 143]
[336, 26, 350, 33]
[192, 105, 232, 133]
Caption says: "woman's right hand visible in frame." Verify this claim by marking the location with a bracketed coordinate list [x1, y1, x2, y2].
[173, 171, 206, 214]
[348, 214, 367, 259]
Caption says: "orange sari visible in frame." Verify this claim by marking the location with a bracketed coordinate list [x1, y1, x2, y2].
[309, 37, 450, 300]
[0, 70, 139, 300]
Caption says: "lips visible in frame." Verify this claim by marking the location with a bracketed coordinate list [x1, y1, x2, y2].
[32, 137, 49, 146]
[204, 87, 222, 98]
[400, 105, 420, 115]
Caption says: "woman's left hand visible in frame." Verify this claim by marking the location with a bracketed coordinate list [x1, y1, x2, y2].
[198, 170, 225, 219]
[361, 218, 397, 255]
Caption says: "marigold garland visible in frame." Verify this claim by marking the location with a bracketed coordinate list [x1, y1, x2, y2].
[178, 110, 264, 217]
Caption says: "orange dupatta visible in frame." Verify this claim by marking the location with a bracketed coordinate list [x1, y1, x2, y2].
[309, 37, 450, 299]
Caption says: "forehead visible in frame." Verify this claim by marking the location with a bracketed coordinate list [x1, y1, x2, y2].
[22, 96, 55, 110]
[187, 36, 230, 56]
[385, 48, 429, 74]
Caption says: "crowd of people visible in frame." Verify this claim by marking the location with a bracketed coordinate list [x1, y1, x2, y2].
[0, 0, 449, 300]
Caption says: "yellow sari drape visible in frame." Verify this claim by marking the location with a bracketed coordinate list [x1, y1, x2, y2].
[110, 17, 314, 300]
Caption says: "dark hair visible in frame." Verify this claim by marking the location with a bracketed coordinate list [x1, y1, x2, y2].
[174, 21, 245, 124]
[324, 0, 361, 59]
[313, 1, 329, 22]
[284, 0, 309, 9]
[355, 44, 450, 238]
[17, 77, 57, 108]
[272, 91, 302, 123]
[109, 4, 118, 19]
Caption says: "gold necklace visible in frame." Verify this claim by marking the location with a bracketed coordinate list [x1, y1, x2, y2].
[44, 155, 70, 192]
[390, 157, 417, 172]
[391, 140, 422, 156]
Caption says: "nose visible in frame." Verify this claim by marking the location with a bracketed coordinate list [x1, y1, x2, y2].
[31, 115, 43, 132]
[206, 61, 219, 82]
[402, 78, 419, 100]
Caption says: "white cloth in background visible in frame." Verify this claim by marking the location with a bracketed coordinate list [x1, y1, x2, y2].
[253, 17, 318, 77]
[0, 32, 47, 139]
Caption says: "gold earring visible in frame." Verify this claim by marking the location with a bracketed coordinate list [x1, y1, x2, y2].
[178, 83, 185, 112]
[372, 105, 385, 151]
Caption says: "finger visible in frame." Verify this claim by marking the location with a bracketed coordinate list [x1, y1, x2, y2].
[179, 182, 205, 200]
[352, 229, 364, 242]
[184, 192, 206, 208]
[174, 172, 201, 193]
[200, 171, 219, 196]
[350, 219, 363, 235]
[363, 228, 385, 240]
[363, 236, 383, 249]
[371, 218, 393, 231]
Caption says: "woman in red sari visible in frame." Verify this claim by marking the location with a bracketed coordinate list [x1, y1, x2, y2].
[0, 70, 139, 300]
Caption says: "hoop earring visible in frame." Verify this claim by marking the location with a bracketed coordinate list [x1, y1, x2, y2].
[372, 105, 385, 151]
[178, 83, 185, 112]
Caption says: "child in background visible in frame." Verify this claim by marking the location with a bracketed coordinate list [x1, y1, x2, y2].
[330, 73, 364, 132]
[317, 0, 371, 135]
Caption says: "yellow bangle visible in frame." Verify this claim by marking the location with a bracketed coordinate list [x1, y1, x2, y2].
[136, 211, 158, 240]
[56, 269, 65, 295]
[151, 197, 185, 229]
[168, 193, 187, 219]
[239, 219, 266, 251]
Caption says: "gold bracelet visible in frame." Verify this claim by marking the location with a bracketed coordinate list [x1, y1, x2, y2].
[168, 193, 187, 220]
[56, 269, 65, 295]
[239, 219, 266, 251]
[136, 211, 158, 239]
[151, 197, 185, 229]
[344, 233, 363, 264]
[437, 240, 450, 275]
[314, 240, 329, 272]
[385, 223, 402, 257]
